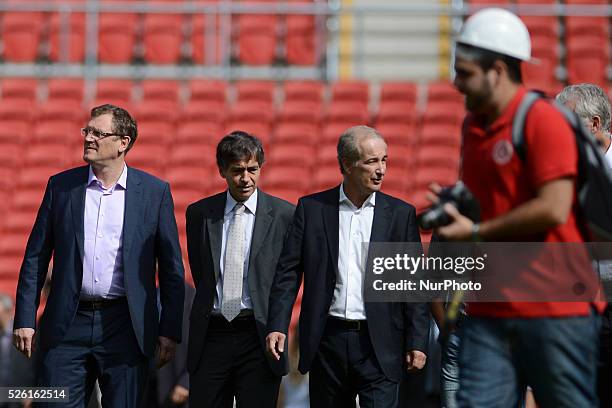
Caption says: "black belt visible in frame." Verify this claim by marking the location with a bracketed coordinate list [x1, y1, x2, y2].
[326, 316, 367, 331]
[208, 312, 256, 331]
[78, 297, 127, 311]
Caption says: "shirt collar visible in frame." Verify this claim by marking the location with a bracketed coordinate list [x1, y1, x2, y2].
[339, 183, 376, 210]
[225, 189, 258, 216]
[87, 164, 128, 191]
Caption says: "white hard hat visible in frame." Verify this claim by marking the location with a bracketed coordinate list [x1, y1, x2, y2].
[456, 8, 531, 61]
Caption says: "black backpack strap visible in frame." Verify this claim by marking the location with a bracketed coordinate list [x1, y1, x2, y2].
[511, 91, 545, 161]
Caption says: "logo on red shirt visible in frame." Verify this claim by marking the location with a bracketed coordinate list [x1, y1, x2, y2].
[492, 140, 513, 165]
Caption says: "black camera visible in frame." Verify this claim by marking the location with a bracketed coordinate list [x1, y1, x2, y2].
[417, 181, 480, 230]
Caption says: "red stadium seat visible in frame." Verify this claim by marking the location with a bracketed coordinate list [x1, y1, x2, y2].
[379, 82, 417, 105]
[0, 98, 34, 122]
[176, 121, 223, 144]
[172, 188, 205, 214]
[11, 190, 44, 212]
[416, 145, 461, 169]
[419, 123, 462, 147]
[226, 101, 274, 142]
[0, 233, 29, 257]
[235, 81, 276, 105]
[566, 40, 609, 86]
[0, 143, 21, 169]
[273, 122, 319, 146]
[376, 101, 417, 128]
[321, 123, 354, 145]
[189, 80, 227, 103]
[36, 101, 85, 123]
[261, 166, 310, 190]
[325, 102, 370, 127]
[414, 167, 459, 190]
[376, 123, 417, 146]
[3, 210, 36, 234]
[143, 11, 184, 64]
[48, 8, 86, 62]
[181, 100, 227, 126]
[381, 170, 411, 190]
[1, 10, 44, 62]
[137, 121, 175, 146]
[98, 1, 138, 63]
[267, 144, 315, 167]
[165, 166, 211, 191]
[313, 164, 341, 190]
[133, 100, 178, 121]
[426, 81, 463, 104]
[331, 81, 369, 107]
[17, 166, 61, 191]
[168, 144, 216, 167]
[386, 144, 414, 170]
[141, 80, 181, 104]
[0, 167, 17, 194]
[24, 143, 71, 167]
[95, 79, 134, 105]
[283, 80, 324, 104]
[286, 14, 317, 65]
[277, 101, 322, 126]
[47, 78, 85, 103]
[32, 121, 81, 145]
[422, 102, 465, 126]
[316, 143, 338, 166]
[237, 13, 277, 65]
[1, 78, 38, 102]
[0, 255, 23, 281]
[124, 143, 167, 175]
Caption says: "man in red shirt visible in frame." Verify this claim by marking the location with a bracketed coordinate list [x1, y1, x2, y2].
[434, 8, 603, 407]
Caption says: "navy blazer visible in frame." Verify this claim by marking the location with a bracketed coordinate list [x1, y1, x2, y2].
[14, 166, 185, 357]
[267, 187, 430, 383]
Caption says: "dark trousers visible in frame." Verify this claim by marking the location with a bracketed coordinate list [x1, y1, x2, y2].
[36, 299, 149, 408]
[309, 317, 399, 408]
[189, 315, 281, 408]
[599, 304, 612, 408]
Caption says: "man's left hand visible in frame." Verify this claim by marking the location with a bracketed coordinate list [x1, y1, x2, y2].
[436, 204, 474, 241]
[170, 385, 189, 405]
[406, 350, 427, 372]
[157, 336, 177, 368]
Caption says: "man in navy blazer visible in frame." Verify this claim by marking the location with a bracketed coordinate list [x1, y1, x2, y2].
[13, 104, 185, 407]
[266, 126, 429, 407]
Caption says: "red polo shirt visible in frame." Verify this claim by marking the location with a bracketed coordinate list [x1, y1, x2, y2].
[462, 87, 604, 317]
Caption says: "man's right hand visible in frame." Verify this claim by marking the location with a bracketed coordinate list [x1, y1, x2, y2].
[13, 328, 35, 358]
[265, 332, 286, 361]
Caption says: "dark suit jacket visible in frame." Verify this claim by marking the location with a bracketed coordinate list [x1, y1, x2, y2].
[156, 283, 195, 408]
[14, 166, 185, 357]
[186, 190, 295, 376]
[267, 187, 430, 383]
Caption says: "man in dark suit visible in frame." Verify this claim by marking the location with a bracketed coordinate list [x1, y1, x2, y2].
[266, 126, 430, 408]
[186, 131, 295, 408]
[13, 104, 185, 407]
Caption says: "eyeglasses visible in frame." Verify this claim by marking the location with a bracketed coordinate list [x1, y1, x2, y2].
[80, 126, 126, 141]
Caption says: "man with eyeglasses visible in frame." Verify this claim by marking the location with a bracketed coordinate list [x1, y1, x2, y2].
[13, 104, 185, 407]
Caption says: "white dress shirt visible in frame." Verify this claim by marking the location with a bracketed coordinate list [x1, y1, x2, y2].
[329, 184, 375, 320]
[81, 165, 127, 300]
[605, 142, 612, 168]
[214, 189, 258, 311]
